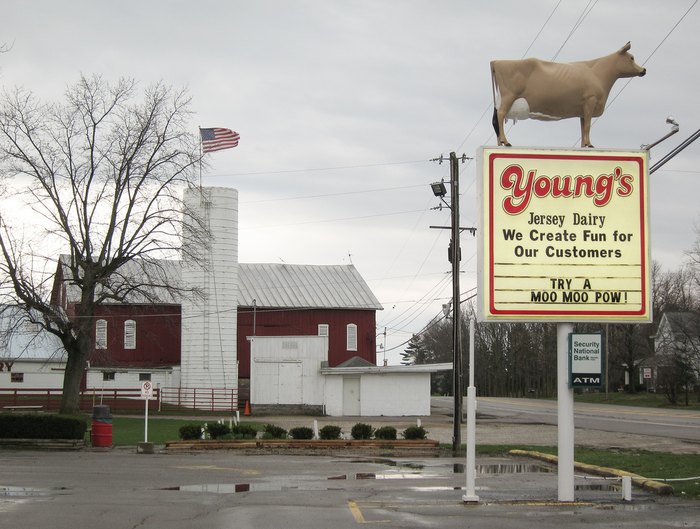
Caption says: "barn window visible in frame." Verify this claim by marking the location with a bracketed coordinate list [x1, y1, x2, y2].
[139, 373, 151, 382]
[124, 319, 136, 350]
[102, 371, 115, 381]
[11, 372, 24, 383]
[318, 324, 329, 337]
[95, 319, 108, 350]
[346, 323, 358, 351]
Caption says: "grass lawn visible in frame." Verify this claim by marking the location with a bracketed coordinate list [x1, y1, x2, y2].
[574, 391, 700, 410]
[477, 444, 700, 500]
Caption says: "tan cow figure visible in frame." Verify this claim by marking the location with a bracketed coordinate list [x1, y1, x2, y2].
[491, 42, 646, 148]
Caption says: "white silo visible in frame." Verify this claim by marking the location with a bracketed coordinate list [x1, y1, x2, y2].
[180, 186, 238, 408]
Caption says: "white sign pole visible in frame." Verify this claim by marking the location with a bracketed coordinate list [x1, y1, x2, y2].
[141, 380, 153, 443]
[463, 318, 479, 503]
[557, 323, 575, 502]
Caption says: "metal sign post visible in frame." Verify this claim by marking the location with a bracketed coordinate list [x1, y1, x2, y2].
[463, 318, 479, 503]
[141, 380, 154, 443]
[557, 324, 575, 502]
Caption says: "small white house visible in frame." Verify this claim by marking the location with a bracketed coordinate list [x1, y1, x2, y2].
[249, 333, 451, 416]
[321, 357, 452, 416]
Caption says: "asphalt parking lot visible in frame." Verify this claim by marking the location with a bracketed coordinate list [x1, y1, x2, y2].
[1, 448, 699, 529]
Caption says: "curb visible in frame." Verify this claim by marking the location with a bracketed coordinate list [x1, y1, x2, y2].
[166, 438, 440, 456]
[509, 449, 674, 495]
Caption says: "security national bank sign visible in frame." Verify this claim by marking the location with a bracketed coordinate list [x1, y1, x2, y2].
[569, 332, 604, 388]
[477, 147, 651, 322]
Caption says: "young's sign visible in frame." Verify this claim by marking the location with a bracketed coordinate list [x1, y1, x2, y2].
[477, 147, 650, 322]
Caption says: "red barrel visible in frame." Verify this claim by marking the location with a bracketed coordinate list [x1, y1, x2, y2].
[92, 420, 113, 447]
[92, 405, 113, 448]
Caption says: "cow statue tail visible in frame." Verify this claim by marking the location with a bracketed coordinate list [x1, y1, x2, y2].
[490, 61, 500, 137]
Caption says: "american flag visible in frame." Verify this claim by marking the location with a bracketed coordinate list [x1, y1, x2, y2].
[199, 127, 240, 153]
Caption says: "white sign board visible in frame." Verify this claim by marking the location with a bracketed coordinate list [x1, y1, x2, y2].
[141, 380, 154, 400]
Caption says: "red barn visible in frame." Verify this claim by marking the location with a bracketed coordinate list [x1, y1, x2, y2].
[51, 257, 382, 390]
[236, 263, 383, 380]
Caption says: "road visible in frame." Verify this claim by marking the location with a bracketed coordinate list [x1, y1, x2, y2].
[474, 397, 700, 443]
[1, 449, 699, 529]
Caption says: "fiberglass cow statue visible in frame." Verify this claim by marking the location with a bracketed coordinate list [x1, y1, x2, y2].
[491, 42, 646, 148]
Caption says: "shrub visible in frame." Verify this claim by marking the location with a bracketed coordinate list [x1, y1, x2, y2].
[231, 423, 258, 439]
[350, 422, 374, 440]
[262, 424, 287, 439]
[374, 426, 397, 440]
[401, 425, 427, 440]
[206, 422, 232, 439]
[318, 425, 342, 440]
[179, 424, 203, 440]
[289, 426, 314, 440]
[0, 414, 87, 440]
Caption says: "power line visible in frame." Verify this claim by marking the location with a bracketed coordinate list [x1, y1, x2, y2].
[204, 158, 429, 178]
[242, 207, 430, 230]
[551, 0, 598, 61]
[241, 183, 427, 204]
[601, 0, 697, 117]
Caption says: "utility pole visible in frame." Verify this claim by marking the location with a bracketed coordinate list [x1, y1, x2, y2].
[430, 152, 475, 455]
[449, 152, 463, 454]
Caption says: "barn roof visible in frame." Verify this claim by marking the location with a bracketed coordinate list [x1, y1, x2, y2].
[56, 257, 382, 311]
[238, 263, 383, 310]
[0, 305, 66, 361]
[58, 254, 182, 305]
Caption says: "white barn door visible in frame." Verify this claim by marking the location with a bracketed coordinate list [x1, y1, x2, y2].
[342, 376, 361, 416]
[278, 362, 302, 403]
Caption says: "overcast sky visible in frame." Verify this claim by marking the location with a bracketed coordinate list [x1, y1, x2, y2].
[2, 0, 699, 364]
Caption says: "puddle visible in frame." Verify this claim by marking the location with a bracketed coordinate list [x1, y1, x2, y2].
[576, 483, 621, 492]
[167, 461, 556, 494]
[476, 463, 553, 474]
[345, 459, 424, 470]
[410, 486, 464, 492]
[167, 483, 310, 494]
[0, 486, 67, 497]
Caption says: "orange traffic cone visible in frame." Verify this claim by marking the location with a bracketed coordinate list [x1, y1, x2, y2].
[244, 400, 251, 416]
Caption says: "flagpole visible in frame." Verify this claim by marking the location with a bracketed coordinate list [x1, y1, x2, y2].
[198, 126, 203, 190]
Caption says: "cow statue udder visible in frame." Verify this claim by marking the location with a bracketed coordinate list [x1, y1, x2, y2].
[491, 42, 646, 148]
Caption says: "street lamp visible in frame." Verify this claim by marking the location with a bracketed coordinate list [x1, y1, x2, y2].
[431, 181, 447, 197]
[641, 116, 679, 151]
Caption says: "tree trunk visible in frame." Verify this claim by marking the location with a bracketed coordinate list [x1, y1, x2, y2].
[60, 282, 97, 415]
[60, 341, 88, 415]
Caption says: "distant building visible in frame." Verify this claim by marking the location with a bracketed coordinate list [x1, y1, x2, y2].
[0, 305, 66, 388]
[647, 311, 700, 389]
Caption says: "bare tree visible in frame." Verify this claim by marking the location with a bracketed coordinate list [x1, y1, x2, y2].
[0, 75, 207, 414]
